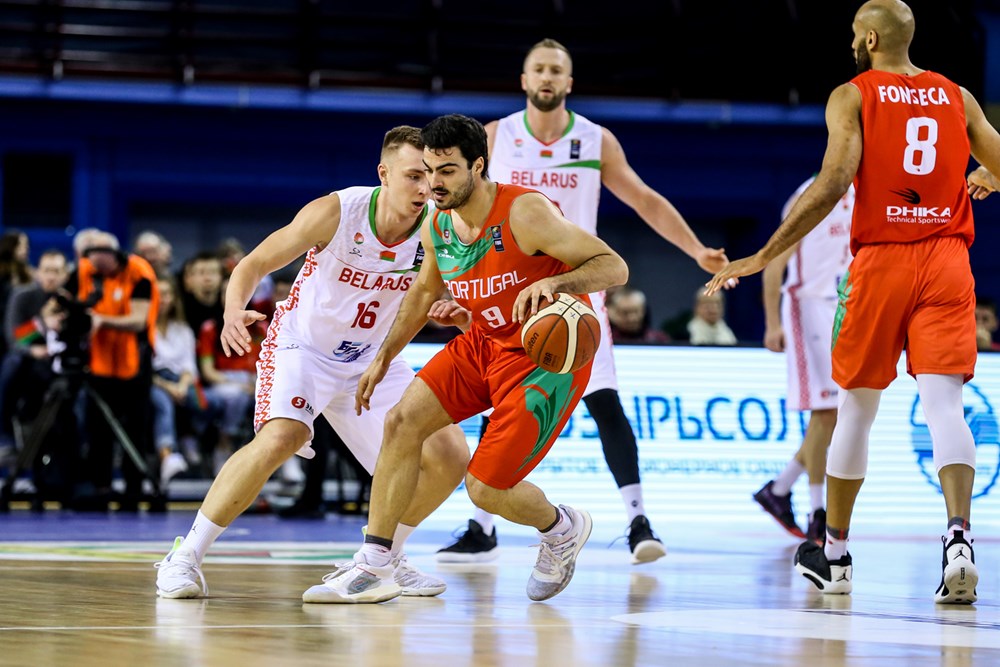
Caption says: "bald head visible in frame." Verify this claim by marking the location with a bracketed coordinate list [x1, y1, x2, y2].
[856, 0, 915, 53]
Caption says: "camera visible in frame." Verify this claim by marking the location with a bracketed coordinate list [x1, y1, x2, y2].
[51, 286, 100, 375]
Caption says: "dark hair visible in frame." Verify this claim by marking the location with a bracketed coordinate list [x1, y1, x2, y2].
[421, 114, 489, 177]
[0, 229, 30, 285]
[977, 294, 997, 314]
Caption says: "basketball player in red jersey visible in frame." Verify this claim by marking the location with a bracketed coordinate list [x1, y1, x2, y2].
[300, 113, 628, 604]
[707, 0, 1000, 603]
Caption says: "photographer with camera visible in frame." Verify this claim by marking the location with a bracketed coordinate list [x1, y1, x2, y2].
[62, 231, 160, 511]
[0, 250, 69, 496]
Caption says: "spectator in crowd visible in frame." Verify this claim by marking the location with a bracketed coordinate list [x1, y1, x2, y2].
[606, 284, 670, 345]
[688, 286, 738, 346]
[197, 309, 263, 475]
[0, 229, 34, 358]
[133, 230, 174, 276]
[68, 231, 160, 510]
[179, 252, 225, 334]
[151, 274, 220, 488]
[0, 249, 69, 476]
[976, 295, 1000, 351]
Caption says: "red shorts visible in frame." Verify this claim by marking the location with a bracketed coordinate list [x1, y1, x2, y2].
[417, 325, 592, 489]
[831, 236, 976, 390]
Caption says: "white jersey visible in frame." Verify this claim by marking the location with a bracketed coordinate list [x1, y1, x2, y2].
[781, 177, 854, 300]
[491, 110, 603, 235]
[491, 110, 613, 393]
[271, 185, 427, 363]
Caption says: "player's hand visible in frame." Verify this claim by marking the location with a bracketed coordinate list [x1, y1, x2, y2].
[220, 309, 267, 357]
[696, 247, 730, 274]
[763, 326, 785, 353]
[428, 300, 472, 330]
[355, 357, 389, 415]
[704, 254, 767, 296]
[968, 166, 998, 200]
[512, 279, 557, 323]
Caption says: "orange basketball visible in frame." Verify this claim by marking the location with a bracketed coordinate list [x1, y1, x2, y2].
[520, 293, 601, 374]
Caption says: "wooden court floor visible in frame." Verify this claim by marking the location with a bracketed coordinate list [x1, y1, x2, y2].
[0, 518, 998, 667]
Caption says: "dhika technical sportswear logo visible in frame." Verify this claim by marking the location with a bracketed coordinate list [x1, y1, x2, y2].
[891, 188, 921, 204]
[910, 383, 999, 498]
[886, 188, 951, 223]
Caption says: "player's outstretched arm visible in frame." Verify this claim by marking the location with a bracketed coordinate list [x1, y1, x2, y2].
[221, 194, 340, 357]
[508, 192, 628, 323]
[963, 88, 1000, 200]
[706, 84, 860, 295]
[599, 127, 728, 274]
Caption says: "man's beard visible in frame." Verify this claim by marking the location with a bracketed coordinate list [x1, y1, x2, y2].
[855, 43, 872, 74]
[435, 172, 475, 210]
[528, 88, 566, 113]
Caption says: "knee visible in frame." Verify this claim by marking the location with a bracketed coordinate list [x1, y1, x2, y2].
[421, 427, 469, 480]
[252, 419, 310, 462]
[465, 473, 502, 511]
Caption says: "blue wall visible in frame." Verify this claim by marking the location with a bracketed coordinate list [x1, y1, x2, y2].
[2, 77, 999, 341]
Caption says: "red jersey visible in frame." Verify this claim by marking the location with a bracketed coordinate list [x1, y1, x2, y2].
[849, 70, 974, 255]
[428, 183, 589, 349]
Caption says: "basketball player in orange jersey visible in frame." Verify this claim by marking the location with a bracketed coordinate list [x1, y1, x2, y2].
[707, 0, 1000, 603]
[436, 38, 729, 566]
[301, 113, 629, 604]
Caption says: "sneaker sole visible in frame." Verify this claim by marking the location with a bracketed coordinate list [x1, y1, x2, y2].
[936, 563, 979, 604]
[156, 584, 202, 599]
[401, 584, 447, 597]
[793, 562, 852, 595]
[434, 549, 500, 564]
[630, 539, 667, 565]
[754, 499, 806, 539]
[302, 582, 402, 604]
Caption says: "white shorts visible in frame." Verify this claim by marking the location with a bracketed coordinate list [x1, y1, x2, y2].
[254, 337, 415, 474]
[781, 293, 839, 411]
[585, 290, 619, 395]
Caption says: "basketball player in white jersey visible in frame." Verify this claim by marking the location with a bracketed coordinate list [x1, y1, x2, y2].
[436, 38, 728, 565]
[753, 177, 854, 544]
[155, 126, 470, 601]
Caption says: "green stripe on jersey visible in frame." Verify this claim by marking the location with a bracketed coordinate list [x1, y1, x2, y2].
[433, 213, 495, 279]
[831, 270, 852, 352]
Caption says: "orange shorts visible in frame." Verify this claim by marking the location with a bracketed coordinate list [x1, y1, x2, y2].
[417, 325, 592, 489]
[831, 235, 976, 390]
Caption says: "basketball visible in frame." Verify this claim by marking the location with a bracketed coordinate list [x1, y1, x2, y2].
[520, 293, 601, 374]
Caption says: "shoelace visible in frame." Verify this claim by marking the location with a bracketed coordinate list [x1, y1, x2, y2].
[532, 535, 579, 576]
[155, 552, 209, 595]
[319, 561, 354, 583]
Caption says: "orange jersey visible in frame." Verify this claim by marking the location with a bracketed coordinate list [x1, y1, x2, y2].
[849, 70, 974, 255]
[429, 183, 588, 348]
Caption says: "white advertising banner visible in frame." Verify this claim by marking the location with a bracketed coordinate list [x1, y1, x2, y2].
[401, 343, 1000, 537]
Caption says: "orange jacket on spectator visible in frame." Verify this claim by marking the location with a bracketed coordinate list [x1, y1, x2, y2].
[78, 254, 159, 379]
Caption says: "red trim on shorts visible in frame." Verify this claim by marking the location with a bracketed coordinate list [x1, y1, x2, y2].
[254, 249, 318, 431]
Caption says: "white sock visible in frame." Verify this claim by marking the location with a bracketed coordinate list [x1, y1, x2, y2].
[948, 524, 972, 542]
[359, 542, 392, 568]
[181, 511, 226, 563]
[809, 484, 824, 513]
[771, 459, 805, 496]
[541, 507, 571, 536]
[824, 533, 848, 561]
[390, 523, 416, 558]
[618, 483, 645, 521]
[473, 507, 495, 535]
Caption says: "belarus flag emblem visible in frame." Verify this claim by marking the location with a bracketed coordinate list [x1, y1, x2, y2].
[540, 149, 553, 158]
[380, 250, 396, 262]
